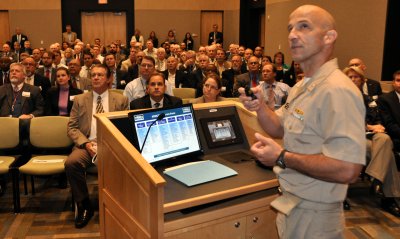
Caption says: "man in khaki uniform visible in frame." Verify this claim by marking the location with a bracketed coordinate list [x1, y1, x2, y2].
[239, 5, 365, 238]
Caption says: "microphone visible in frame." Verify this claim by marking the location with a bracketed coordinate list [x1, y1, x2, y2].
[139, 113, 166, 153]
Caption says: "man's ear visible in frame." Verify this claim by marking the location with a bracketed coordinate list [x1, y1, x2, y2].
[324, 30, 338, 44]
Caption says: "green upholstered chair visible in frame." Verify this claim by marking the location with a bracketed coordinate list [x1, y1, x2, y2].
[17, 116, 72, 209]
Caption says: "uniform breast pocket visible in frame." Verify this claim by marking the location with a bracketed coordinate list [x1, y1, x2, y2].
[285, 111, 305, 134]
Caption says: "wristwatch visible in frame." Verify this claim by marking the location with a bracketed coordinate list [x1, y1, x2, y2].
[275, 149, 287, 169]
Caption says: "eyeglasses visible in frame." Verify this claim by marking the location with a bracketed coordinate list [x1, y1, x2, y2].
[249, 62, 259, 65]
[204, 83, 218, 90]
[22, 63, 35, 66]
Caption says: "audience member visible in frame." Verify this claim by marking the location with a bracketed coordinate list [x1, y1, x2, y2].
[143, 40, 157, 60]
[0, 62, 44, 118]
[121, 48, 136, 72]
[183, 32, 194, 50]
[104, 53, 129, 89]
[233, 56, 261, 96]
[62, 24, 77, 47]
[36, 51, 57, 85]
[155, 47, 167, 72]
[162, 56, 188, 88]
[65, 64, 128, 228]
[348, 58, 382, 99]
[0, 56, 11, 85]
[1, 43, 17, 62]
[68, 59, 92, 91]
[165, 30, 177, 44]
[221, 54, 246, 97]
[22, 57, 51, 98]
[79, 52, 94, 79]
[344, 66, 400, 217]
[148, 31, 159, 48]
[130, 73, 182, 109]
[23, 41, 32, 55]
[273, 51, 289, 83]
[189, 54, 209, 97]
[190, 72, 225, 103]
[208, 24, 223, 46]
[259, 63, 291, 110]
[45, 67, 83, 116]
[11, 27, 28, 51]
[131, 28, 144, 46]
[215, 49, 231, 78]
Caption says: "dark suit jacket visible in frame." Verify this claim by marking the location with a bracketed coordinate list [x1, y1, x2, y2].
[45, 86, 83, 116]
[0, 83, 44, 117]
[188, 69, 205, 97]
[11, 34, 28, 50]
[233, 72, 262, 97]
[162, 70, 189, 88]
[127, 64, 139, 81]
[0, 71, 10, 86]
[31, 73, 51, 99]
[36, 67, 57, 86]
[377, 91, 400, 150]
[365, 78, 382, 97]
[208, 31, 223, 45]
[115, 69, 130, 90]
[130, 94, 182, 110]
[221, 68, 247, 97]
[67, 91, 129, 146]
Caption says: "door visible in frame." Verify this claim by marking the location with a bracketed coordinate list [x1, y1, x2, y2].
[200, 11, 223, 47]
[81, 12, 126, 46]
[0, 11, 10, 45]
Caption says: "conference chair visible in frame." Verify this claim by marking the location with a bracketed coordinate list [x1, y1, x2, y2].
[172, 88, 196, 99]
[0, 118, 20, 205]
[15, 116, 73, 212]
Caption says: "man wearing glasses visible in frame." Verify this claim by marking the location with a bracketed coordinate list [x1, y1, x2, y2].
[233, 56, 261, 96]
[22, 57, 51, 99]
[65, 64, 129, 228]
[123, 56, 173, 103]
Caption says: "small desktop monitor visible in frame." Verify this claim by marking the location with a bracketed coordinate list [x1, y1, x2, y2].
[128, 104, 202, 164]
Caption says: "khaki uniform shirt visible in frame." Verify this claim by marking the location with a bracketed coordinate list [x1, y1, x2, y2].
[275, 58, 366, 203]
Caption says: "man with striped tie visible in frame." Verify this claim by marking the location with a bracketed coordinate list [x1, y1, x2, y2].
[65, 64, 129, 228]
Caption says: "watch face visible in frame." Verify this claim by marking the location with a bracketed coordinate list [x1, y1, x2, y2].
[276, 159, 286, 169]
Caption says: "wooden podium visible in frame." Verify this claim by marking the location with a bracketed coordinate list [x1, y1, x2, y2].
[95, 101, 280, 239]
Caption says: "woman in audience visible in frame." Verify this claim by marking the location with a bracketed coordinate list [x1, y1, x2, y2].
[131, 28, 144, 46]
[190, 72, 225, 103]
[166, 30, 177, 44]
[273, 51, 289, 83]
[183, 32, 194, 50]
[45, 67, 83, 116]
[148, 31, 159, 48]
[261, 55, 273, 66]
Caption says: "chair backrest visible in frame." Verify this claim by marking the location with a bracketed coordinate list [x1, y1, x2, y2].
[0, 117, 19, 149]
[172, 88, 196, 99]
[29, 116, 72, 148]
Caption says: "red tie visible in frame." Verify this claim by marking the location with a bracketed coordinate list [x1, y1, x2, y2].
[251, 74, 257, 87]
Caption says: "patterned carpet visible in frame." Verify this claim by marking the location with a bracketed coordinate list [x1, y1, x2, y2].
[1, 175, 400, 238]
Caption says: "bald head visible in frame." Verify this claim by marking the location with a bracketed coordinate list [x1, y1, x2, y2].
[348, 58, 366, 71]
[290, 5, 336, 31]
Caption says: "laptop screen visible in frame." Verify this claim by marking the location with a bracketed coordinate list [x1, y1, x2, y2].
[128, 104, 202, 164]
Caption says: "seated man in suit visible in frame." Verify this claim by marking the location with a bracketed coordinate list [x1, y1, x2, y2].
[65, 64, 129, 228]
[162, 56, 188, 88]
[378, 70, 400, 152]
[221, 54, 247, 97]
[232, 56, 262, 97]
[0, 62, 44, 118]
[130, 73, 182, 110]
[104, 53, 129, 89]
[22, 57, 51, 99]
[344, 66, 400, 217]
[68, 59, 92, 92]
[348, 58, 382, 99]
[36, 51, 57, 86]
[0, 56, 11, 86]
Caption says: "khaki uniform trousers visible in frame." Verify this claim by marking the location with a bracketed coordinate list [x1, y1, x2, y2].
[366, 133, 400, 197]
[276, 197, 344, 239]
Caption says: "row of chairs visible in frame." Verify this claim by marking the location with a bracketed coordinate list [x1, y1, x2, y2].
[0, 116, 72, 213]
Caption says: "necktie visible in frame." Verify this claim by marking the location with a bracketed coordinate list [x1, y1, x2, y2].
[71, 77, 78, 89]
[154, 102, 160, 108]
[26, 76, 32, 85]
[267, 85, 276, 110]
[17, 35, 21, 43]
[45, 69, 50, 79]
[87, 68, 91, 79]
[96, 96, 104, 113]
[251, 74, 258, 87]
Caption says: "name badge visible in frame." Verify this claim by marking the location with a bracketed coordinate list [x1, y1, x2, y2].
[221, 86, 226, 92]
[292, 108, 304, 121]
[39, 86, 42, 91]
[84, 90, 89, 93]
[120, 80, 126, 85]
[69, 95, 75, 101]
[22, 91, 31, 97]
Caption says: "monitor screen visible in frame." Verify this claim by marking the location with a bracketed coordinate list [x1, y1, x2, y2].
[128, 104, 202, 164]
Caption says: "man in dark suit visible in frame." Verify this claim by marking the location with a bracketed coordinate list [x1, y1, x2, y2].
[377, 70, 400, 151]
[36, 51, 57, 86]
[0, 56, 11, 86]
[348, 58, 382, 98]
[130, 73, 182, 110]
[233, 56, 262, 97]
[162, 56, 188, 88]
[0, 62, 44, 118]
[188, 54, 209, 97]
[104, 53, 130, 89]
[208, 24, 223, 46]
[10, 27, 28, 51]
[22, 57, 51, 99]
[221, 54, 247, 97]
[1, 43, 17, 62]
[65, 64, 129, 228]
